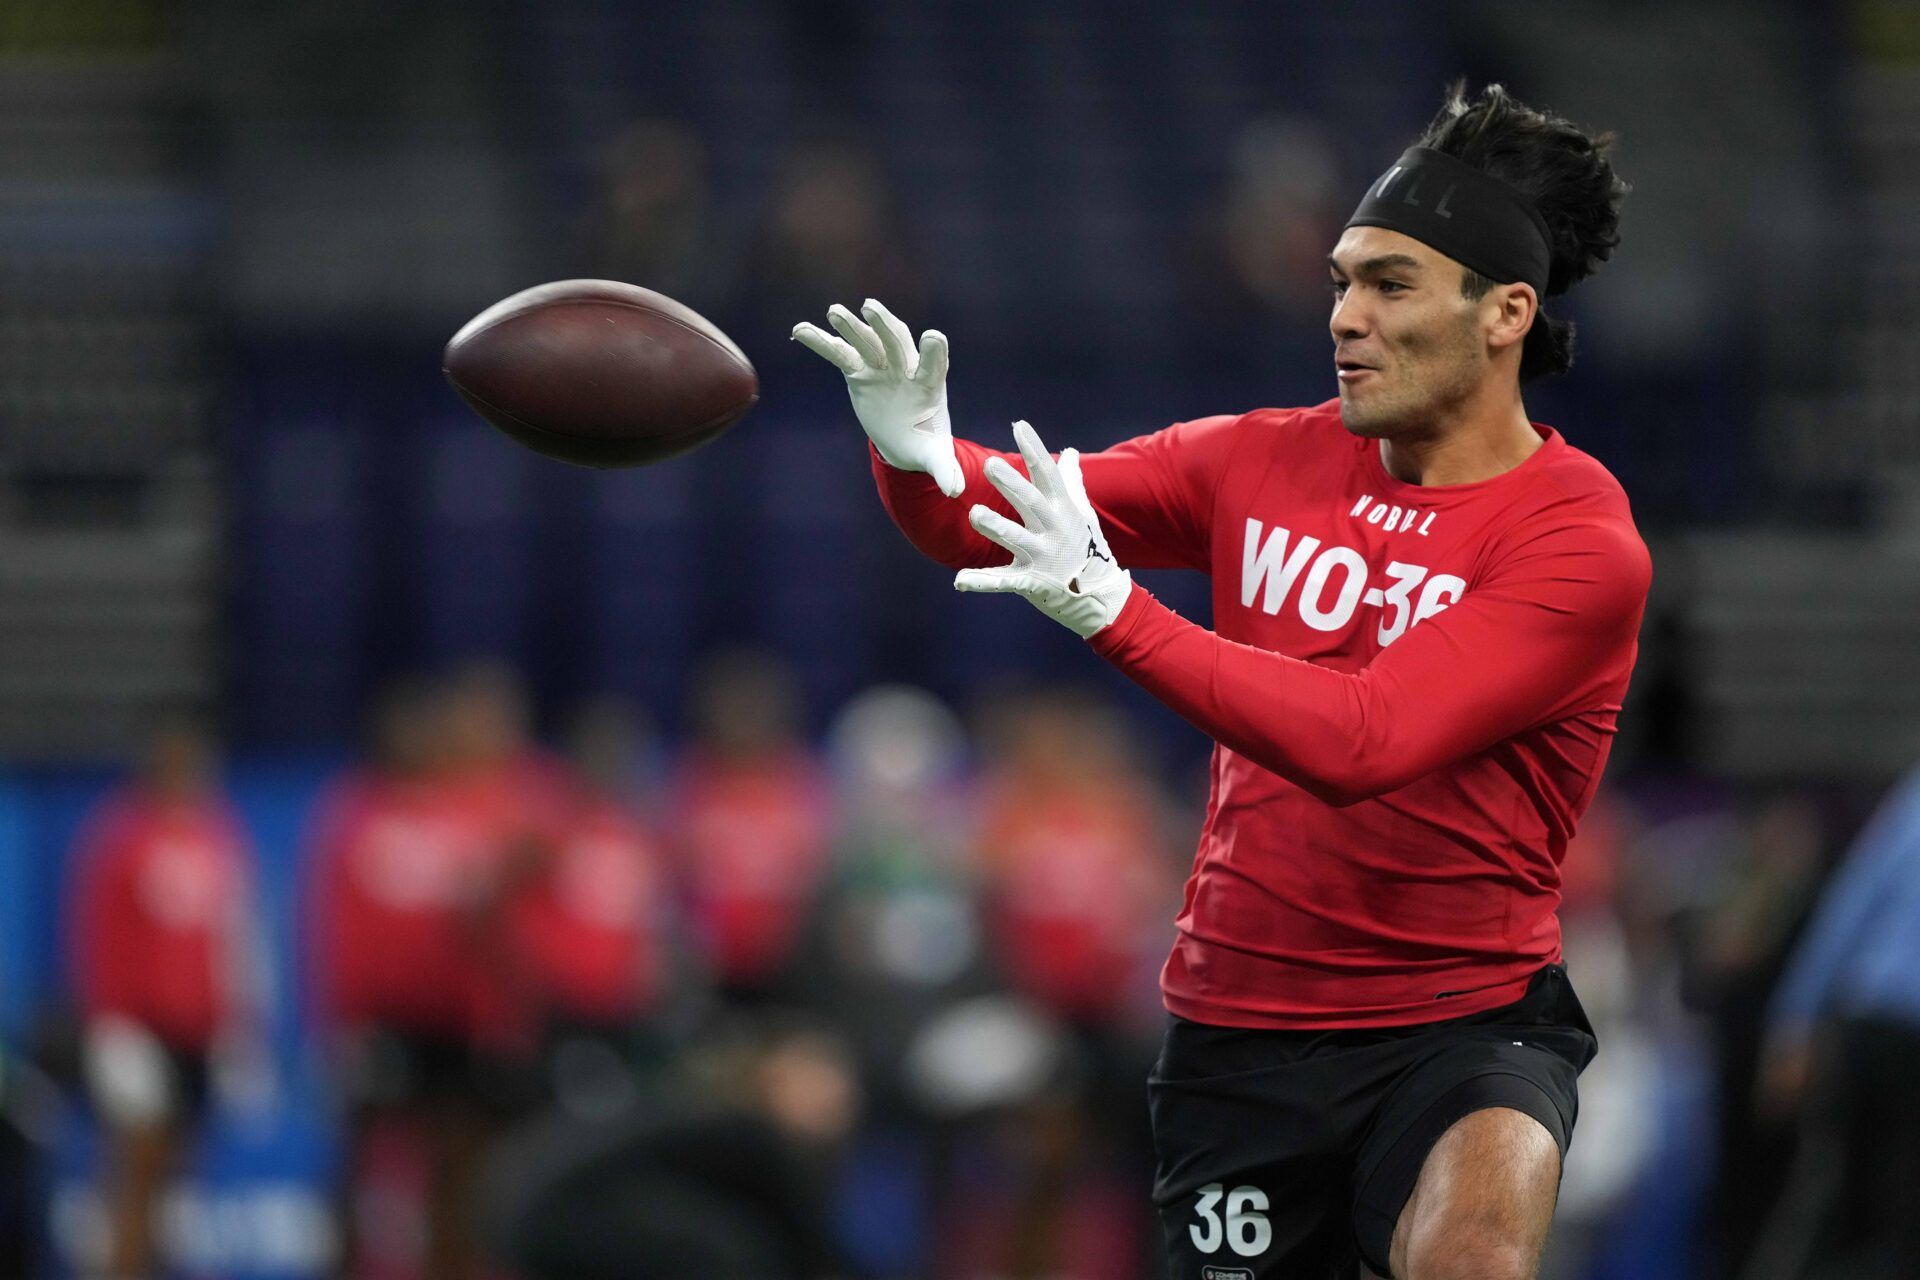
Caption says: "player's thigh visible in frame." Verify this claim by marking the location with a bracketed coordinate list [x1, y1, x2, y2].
[1350, 1035, 1581, 1277]
[1387, 1104, 1560, 1279]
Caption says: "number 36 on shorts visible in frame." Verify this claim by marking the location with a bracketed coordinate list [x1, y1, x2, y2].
[1189, 1182, 1272, 1257]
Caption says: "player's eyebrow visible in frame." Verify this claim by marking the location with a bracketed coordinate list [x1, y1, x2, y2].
[1327, 253, 1424, 277]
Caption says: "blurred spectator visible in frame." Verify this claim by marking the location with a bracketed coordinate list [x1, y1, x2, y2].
[739, 137, 924, 327]
[0, 1042, 59, 1277]
[309, 679, 465, 1058]
[505, 697, 683, 1120]
[957, 689, 1179, 1280]
[66, 714, 269, 1279]
[1554, 789, 1657, 1197]
[908, 993, 1145, 1280]
[792, 684, 988, 1115]
[671, 651, 833, 1002]
[785, 685, 987, 1278]
[973, 690, 1176, 1032]
[483, 1016, 852, 1280]
[1676, 795, 1826, 1279]
[930, 1090, 1145, 1280]
[308, 670, 555, 1280]
[434, 660, 575, 1063]
[1559, 783, 1638, 923]
[1746, 768, 1920, 1280]
[1191, 114, 1346, 325]
[564, 693, 672, 812]
[578, 118, 730, 313]
[1182, 114, 1347, 400]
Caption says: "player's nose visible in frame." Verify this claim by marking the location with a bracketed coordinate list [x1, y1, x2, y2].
[1330, 292, 1369, 343]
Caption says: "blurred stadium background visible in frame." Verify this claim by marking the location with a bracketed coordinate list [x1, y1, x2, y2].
[1, 0, 1918, 1276]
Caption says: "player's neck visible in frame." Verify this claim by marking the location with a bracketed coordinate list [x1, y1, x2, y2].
[1378, 384, 1541, 487]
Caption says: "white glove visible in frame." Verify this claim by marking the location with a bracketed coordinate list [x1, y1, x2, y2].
[954, 420, 1133, 638]
[793, 299, 965, 498]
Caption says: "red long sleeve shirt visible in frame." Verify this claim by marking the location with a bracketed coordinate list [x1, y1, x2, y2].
[977, 775, 1170, 1023]
[670, 748, 832, 989]
[70, 788, 251, 1051]
[876, 401, 1651, 1028]
[511, 793, 672, 1023]
[308, 770, 507, 1040]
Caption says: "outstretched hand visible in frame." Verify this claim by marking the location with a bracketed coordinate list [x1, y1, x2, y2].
[954, 420, 1133, 639]
[793, 299, 965, 498]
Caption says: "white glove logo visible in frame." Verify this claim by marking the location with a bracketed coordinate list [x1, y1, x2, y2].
[954, 420, 1133, 639]
[793, 299, 965, 498]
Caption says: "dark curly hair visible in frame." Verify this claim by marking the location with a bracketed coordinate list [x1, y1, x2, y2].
[1419, 81, 1627, 383]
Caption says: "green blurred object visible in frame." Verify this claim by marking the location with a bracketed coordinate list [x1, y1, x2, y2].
[1855, 0, 1920, 61]
[0, 0, 164, 53]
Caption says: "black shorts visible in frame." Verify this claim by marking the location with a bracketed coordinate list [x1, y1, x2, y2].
[344, 1028, 535, 1116]
[1149, 963, 1597, 1279]
[163, 1043, 211, 1119]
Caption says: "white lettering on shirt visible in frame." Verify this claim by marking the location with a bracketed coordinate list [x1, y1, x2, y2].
[1349, 495, 1435, 536]
[1241, 519, 1321, 614]
[1241, 519, 1464, 641]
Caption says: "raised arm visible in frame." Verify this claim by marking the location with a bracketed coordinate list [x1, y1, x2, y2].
[794, 299, 1237, 572]
[874, 418, 1238, 572]
[1088, 518, 1651, 805]
[949, 420, 1652, 804]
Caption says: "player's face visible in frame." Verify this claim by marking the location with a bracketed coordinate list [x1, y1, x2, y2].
[1326, 227, 1486, 439]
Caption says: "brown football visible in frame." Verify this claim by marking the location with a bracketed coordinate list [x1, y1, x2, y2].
[442, 280, 758, 468]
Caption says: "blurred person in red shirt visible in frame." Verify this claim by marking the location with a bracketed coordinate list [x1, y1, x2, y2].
[68, 713, 268, 1280]
[967, 690, 1180, 1280]
[975, 690, 1177, 1031]
[506, 697, 681, 1115]
[309, 678, 497, 1082]
[434, 662, 576, 1063]
[670, 651, 833, 1003]
[308, 667, 562, 1280]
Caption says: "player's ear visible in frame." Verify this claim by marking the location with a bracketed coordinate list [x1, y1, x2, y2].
[1485, 282, 1536, 356]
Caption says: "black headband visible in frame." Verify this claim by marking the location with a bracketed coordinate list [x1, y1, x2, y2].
[1345, 146, 1552, 295]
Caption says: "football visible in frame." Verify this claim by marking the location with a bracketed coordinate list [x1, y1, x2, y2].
[442, 280, 759, 468]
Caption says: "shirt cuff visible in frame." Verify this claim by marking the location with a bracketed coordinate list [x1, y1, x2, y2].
[869, 438, 935, 483]
[1087, 581, 1158, 650]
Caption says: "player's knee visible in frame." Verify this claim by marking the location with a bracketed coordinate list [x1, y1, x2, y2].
[1403, 1233, 1536, 1280]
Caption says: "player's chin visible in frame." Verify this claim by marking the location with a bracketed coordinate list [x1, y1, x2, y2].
[1337, 387, 1395, 439]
